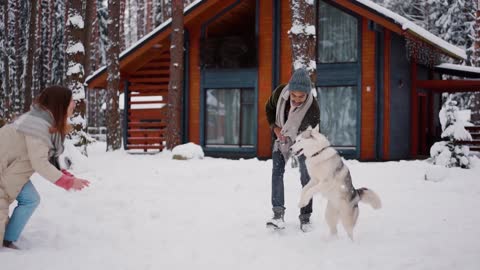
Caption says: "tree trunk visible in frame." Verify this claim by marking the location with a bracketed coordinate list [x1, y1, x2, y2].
[166, 0, 184, 149]
[34, 0, 43, 96]
[288, 0, 316, 81]
[119, 0, 126, 51]
[106, 0, 122, 151]
[83, 0, 96, 77]
[14, 0, 22, 115]
[137, 0, 145, 39]
[146, 0, 153, 33]
[472, 6, 480, 124]
[24, 0, 38, 112]
[2, 0, 11, 121]
[66, 0, 87, 150]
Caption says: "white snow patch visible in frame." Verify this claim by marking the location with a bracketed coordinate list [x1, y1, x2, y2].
[424, 164, 449, 182]
[67, 42, 85, 55]
[67, 14, 85, 29]
[67, 63, 84, 76]
[3, 144, 480, 270]
[436, 63, 480, 75]
[171, 142, 205, 160]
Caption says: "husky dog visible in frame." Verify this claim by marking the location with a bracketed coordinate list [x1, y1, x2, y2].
[290, 125, 381, 240]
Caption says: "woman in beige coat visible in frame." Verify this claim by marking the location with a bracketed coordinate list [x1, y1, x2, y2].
[0, 86, 90, 249]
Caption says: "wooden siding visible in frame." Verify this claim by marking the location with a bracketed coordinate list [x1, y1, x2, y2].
[280, 0, 292, 83]
[383, 30, 391, 160]
[410, 61, 419, 157]
[257, 0, 274, 158]
[360, 18, 376, 160]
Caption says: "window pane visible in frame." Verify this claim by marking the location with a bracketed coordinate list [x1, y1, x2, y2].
[206, 89, 240, 145]
[241, 106, 254, 146]
[241, 90, 255, 146]
[317, 0, 358, 63]
[202, 0, 257, 68]
[317, 86, 357, 147]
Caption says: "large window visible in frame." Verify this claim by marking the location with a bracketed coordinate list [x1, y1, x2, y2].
[206, 88, 254, 147]
[317, 86, 357, 148]
[317, 0, 358, 63]
[202, 0, 257, 69]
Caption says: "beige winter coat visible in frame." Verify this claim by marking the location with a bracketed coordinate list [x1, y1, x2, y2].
[0, 124, 63, 243]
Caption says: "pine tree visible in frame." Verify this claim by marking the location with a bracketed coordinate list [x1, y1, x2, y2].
[471, 2, 480, 124]
[289, 0, 316, 79]
[1, 0, 9, 121]
[430, 97, 472, 169]
[166, 0, 184, 149]
[52, 1, 66, 85]
[83, 0, 97, 77]
[24, 1, 38, 112]
[106, 0, 122, 151]
[13, 0, 24, 115]
[66, 0, 88, 153]
[137, 0, 145, 39]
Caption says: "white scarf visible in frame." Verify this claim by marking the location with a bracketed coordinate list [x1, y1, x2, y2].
[274, 84, 313, 160]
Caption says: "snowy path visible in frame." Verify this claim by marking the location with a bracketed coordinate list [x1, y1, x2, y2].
[1, 143, 480, 270]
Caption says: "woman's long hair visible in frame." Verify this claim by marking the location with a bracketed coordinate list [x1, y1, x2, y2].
[35, 85, 72, 138]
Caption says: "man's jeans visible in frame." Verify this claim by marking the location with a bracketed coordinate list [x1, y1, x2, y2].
[4, 180, 40, 242]
[271, 150, 312, 221]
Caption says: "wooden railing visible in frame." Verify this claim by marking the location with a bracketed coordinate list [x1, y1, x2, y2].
[456, 126, 480, 152]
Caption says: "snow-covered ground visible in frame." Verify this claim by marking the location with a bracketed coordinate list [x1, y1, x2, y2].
[2, 142, 480, 270]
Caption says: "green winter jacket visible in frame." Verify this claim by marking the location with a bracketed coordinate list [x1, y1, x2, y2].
[265, 84, 320, 139]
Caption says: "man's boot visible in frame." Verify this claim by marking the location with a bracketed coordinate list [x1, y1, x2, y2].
[266, 209, 285, 230]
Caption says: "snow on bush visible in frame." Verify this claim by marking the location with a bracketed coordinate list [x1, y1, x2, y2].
[172, 142, 204, 160]
[430, 98, 472, 169]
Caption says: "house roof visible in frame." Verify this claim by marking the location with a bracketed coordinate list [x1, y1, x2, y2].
[86, 0, 467, 88]
[86, 0, 206, 87]
[352, 0, 466, 60]
[435, 63, 480, 79]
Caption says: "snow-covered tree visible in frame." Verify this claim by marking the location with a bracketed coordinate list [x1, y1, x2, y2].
[0, 0, 10, 121]
[289, 0, 316, 79]
[66, 0, 88, 153]
[52, 1, 66, 85]
[430, 97, 472, 169]
[106, 0, 122, 151]
[24, 0, 38, 112]
[166, 0, 184, 149]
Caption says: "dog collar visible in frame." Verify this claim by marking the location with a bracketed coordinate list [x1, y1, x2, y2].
[310, 145, 328, 158]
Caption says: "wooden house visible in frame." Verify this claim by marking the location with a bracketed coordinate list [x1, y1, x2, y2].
[86, 0, 479, 160]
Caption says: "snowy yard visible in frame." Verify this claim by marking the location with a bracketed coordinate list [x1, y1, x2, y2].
[1, 142, 480, 270]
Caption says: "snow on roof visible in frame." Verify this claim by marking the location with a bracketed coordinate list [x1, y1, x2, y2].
[87, 0, 468, 86]
[355, 0, 467, 60]
[436, 63, 480, 75]
[86, 0, 204, 84]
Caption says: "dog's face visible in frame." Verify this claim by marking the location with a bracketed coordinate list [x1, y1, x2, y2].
[291, 125, 330, 157]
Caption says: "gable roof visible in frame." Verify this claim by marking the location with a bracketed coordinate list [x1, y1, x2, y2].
[435, 63, 480, 79]
[351, 0, 466, 60]
[86, 0, 207, 88]
[86, 0, 467, 88]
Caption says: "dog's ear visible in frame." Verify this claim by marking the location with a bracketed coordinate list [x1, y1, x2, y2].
[302, 129, 312, 138]
[313, 124, 320, 133]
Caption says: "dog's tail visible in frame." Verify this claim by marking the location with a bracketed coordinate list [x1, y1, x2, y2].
[357, 188, 382, 209]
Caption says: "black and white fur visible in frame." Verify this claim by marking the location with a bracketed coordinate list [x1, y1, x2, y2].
[290, 125, 381, 240]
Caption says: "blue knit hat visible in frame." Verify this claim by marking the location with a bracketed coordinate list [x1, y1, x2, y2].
[288, 68, 312, 94]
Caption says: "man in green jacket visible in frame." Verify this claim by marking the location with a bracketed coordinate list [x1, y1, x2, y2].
[265, 68, 320, 231]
